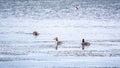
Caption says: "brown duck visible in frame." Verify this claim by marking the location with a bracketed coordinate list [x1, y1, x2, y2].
[54, 37, 62, 50]
[33, 31, 39, 36]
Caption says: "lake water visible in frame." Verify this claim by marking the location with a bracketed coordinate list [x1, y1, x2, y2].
[0, 0, 120, 68]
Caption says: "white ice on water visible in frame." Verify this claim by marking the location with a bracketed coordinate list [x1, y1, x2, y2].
[0, 0, 120, 68]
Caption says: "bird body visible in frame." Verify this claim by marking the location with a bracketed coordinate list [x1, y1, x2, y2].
[54, 37, 62, 50]
[82, 42, 90, 46]
[81, 39, 90, 50]
[33, 31, 39, 36]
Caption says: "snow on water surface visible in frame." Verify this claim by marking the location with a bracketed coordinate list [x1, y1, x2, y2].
[0, 19, 120, 68]
[0, 0, 120, 68]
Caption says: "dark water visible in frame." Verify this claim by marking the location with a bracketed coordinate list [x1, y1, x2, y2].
[0, 0, 120, 20]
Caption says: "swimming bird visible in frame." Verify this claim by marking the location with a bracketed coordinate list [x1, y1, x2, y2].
[81, 39, 90, 50]
[33, 31, 39, 36]
[54, 37, 62, 50]
[75, 6, 79, 10]
[73, 5, 79, 10]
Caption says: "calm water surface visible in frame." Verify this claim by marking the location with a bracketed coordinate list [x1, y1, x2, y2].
[0, 0, 120, 68]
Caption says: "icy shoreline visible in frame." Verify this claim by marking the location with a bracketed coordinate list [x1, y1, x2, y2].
[0, 56, 120, 68]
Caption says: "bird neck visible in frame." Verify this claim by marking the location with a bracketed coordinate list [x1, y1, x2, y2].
[56, 39, 58, 42]
[82, 39, 85, 43]
[55, 38, 59, 41]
